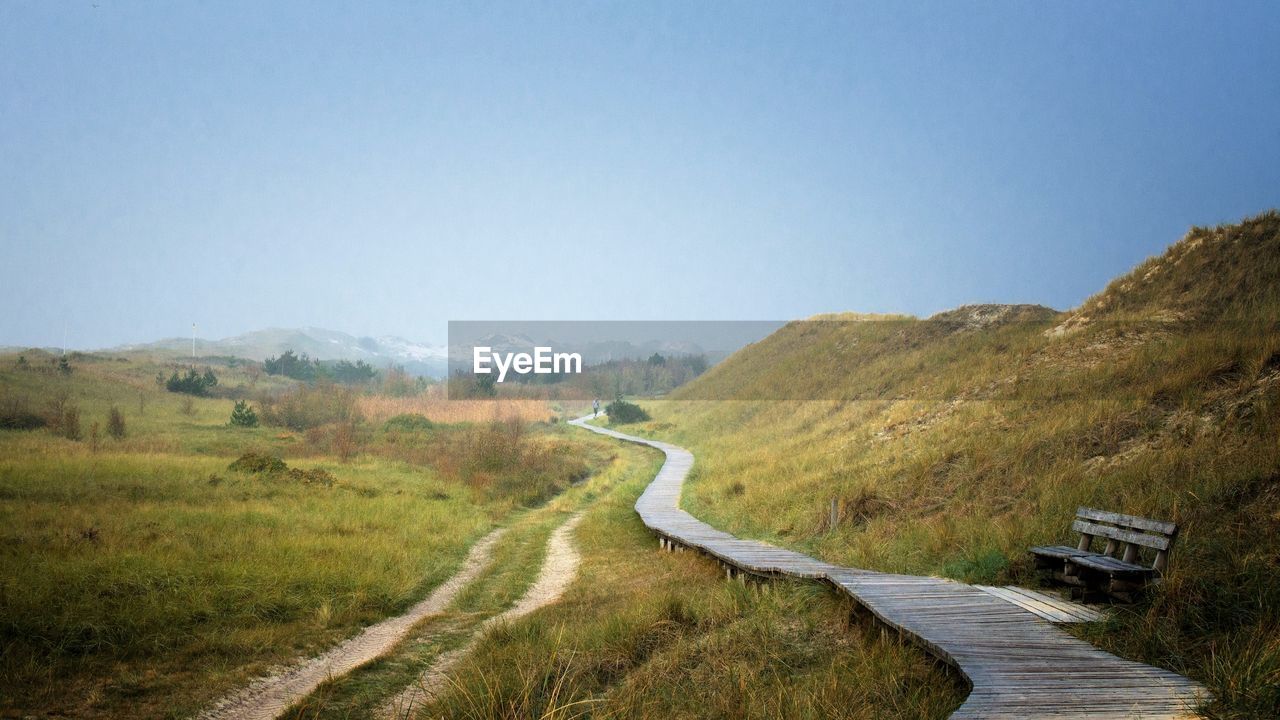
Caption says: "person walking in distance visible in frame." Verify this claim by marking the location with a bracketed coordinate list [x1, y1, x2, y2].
[592, 398, 600, 418]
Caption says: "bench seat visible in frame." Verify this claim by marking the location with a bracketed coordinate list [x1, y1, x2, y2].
[1029, 545, 1098, 561]
[1069, 554, 1154, 576]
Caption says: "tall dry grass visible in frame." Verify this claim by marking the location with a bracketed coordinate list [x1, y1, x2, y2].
[357, 385, 551, 425]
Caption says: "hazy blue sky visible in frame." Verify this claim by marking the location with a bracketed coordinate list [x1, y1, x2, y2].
[3, 1, 1278, 348]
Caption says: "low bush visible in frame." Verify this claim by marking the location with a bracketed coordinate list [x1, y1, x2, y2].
[286, 467, 336, 486]
[606, 397, 650, 424]
[259, 384, 361, 431]
[0, 398, 46, 430]
[228, 452, 287, 475]
[383, 413, 434, 433]
[227, 452, 336, 485]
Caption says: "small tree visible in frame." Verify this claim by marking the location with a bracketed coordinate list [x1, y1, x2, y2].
[229, 400, 259, 428]
[107, 407, 126, 439]
[57, 356, 72, 376]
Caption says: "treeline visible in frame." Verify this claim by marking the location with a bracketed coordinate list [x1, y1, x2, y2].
[263, 350, 377, 385]
[165, 368, 218, 396]
[585, 353, 708, 396]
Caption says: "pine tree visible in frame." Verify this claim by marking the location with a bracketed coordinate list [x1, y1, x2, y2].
[229, 400, 259, 428]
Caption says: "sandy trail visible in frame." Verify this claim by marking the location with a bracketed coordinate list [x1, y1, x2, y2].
[382, 512, 584, 719]
[196, 529, 506, 720]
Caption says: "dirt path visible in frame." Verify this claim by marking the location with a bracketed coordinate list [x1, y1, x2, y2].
[382, 512, 584, 719]
[196, 529, 506, 720]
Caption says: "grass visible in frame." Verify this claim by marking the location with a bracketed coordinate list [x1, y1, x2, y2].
[608, 212, 1280, 718]
[357, 389, 551, 425]
[417, 438, 965, 720]
[0, 352, 602, 718]
[0, 450, 491, 718]
[282, 438, 648, 719]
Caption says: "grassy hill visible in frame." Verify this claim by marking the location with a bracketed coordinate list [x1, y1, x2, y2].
[626, 211, 1280, 718]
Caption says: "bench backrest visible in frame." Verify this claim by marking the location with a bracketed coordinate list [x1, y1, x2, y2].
[1072, 507, 1178, 572]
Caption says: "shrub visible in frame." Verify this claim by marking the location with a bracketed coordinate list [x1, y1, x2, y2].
[229, 400, 259, 428]
[606, 397, 650, 424]
[0, 398, 46, 430]
[332, 420, 358, 463]
[106, 407, 126, 439]
[286, 467, 336, 486]
[226, 452, 335, 485]
[166, 367, 218, 396]
[383, 413, 434, 432]
[60, 406, 81, 441]
[259, 384, 361, 431]
[228, 452, 287, 474]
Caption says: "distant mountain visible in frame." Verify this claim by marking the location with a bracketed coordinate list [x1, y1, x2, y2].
[111, 327, 447, 377]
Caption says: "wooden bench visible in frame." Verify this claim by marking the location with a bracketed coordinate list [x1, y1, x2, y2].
[1029, 507, 1178, 602]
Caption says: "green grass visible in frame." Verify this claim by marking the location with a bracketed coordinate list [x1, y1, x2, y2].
[283, 440, 650, 719]
[0, 447, 501, 718]
[0, 352, 609, 718]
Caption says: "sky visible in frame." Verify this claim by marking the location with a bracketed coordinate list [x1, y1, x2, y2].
[2, 1, 1279, 349]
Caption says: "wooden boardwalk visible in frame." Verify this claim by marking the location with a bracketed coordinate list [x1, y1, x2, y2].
[974, 586, 1107, 624]
[571, 418, 1208, 719]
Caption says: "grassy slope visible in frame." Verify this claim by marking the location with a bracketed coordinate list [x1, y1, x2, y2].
[619, 211, 1280, 718]
[0, 354, 601, 718]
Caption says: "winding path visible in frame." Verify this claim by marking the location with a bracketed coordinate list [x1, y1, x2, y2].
[571, 417, 1208, 719]
[382, 512, 585, 718]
